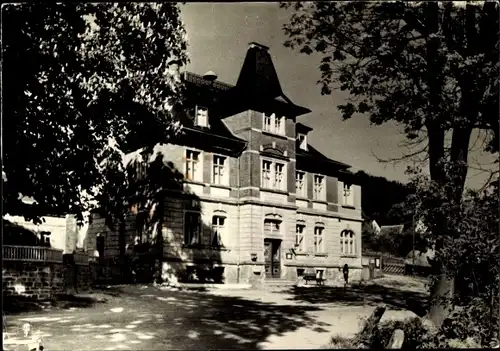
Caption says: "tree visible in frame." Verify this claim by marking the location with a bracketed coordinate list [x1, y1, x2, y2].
[409, 170, 499, 345]
[281, 1, 499, 327]
[2, 3, 188, 224]
[355, 170, 412, 225]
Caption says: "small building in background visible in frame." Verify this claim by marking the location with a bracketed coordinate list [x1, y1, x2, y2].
[3, 214, 81, 254]
[404, 249, 435, 276]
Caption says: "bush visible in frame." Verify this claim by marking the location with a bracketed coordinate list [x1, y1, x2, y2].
[324, 334, 357, 349]
[329, 311, 498, 349]
[439, 299, 499, 347]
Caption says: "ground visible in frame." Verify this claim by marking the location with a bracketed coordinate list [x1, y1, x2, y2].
[3, 274, 429, 350]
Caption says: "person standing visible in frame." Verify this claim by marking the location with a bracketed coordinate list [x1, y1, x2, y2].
[343, 264, 349, 288]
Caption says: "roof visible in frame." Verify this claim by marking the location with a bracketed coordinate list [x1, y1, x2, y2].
[183, 71, 234, 92]
[296, 122, 313, 134]
[180, 44, 348, 168]
[296, 143, 351, 170]
[379, 224, 405, 236]
[404, 249, 435, 267]
[229, 42, 310, 116]
[178, 72, 247, 147]
[3, 219, 41, 246]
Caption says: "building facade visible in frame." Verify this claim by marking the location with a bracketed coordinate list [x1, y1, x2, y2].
[86, 42, 363, 285]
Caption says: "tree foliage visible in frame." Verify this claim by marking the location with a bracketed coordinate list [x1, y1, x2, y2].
[281, 1, 498, 184]
[2, 3, 188, 224]
[410, 169, 499, 343]
[355, 170, 412, 224]
[281, 0, 499, 326]
[363, 227, 428, 259]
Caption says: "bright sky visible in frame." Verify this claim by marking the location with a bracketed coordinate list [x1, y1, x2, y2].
[180, 3, 497, 189]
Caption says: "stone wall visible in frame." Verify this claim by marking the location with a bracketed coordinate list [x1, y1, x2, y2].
[3, 257, 92, 301]
[3, 261, 64, 300]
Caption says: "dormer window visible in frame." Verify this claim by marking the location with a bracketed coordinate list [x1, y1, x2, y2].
[262, 113, 285, 135]
[297, 133, 308, 151]
[195, 106, 209, 127]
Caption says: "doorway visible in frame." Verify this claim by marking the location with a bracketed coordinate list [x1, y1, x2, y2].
[264, 239, 281, 279]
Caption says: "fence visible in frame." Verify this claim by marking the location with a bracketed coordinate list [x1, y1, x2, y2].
[381, 256, 406, 276]
[73, 251, 89, 266]
[3, 245, 63, 263]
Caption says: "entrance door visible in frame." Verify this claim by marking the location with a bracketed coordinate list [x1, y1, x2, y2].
[264, 239, 281, 278]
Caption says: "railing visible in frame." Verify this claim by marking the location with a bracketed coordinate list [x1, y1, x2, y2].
[73, 251, 89, 265]
[3, 245, 63, 263]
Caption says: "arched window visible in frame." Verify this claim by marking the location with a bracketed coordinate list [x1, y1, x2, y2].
[340, 229, 356, 255]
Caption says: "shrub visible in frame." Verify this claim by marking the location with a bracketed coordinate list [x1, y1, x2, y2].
[439, 299, 499, 347]
[359, 317, 438, 349]
[324, 334, 357, 349]
[335, 312, 498, 349]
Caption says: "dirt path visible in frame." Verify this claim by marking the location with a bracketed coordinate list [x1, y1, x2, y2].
[4, 276, 427, 350]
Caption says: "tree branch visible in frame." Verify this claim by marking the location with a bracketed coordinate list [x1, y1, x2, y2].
[371, 142, 429, 165]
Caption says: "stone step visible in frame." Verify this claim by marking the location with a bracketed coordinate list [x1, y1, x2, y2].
[264, 279, 297, 286]
[175, 283, 252, 290]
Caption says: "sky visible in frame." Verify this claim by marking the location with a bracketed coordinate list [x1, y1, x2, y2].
[180, 3, 497, 189]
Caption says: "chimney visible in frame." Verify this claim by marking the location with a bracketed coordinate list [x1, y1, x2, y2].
[248, 42, 269, 51]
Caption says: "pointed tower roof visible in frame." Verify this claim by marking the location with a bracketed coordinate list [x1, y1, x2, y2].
[222, 42, 310, 117]
[236, 42, 284, 99]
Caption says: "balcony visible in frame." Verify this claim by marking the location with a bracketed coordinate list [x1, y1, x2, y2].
[3, 245, 63, 263]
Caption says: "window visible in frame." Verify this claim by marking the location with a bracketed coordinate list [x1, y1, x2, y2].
[136, 160, 148, 180]
[316, 269, 325, 279]
[40, 231, 50, 247]
[274, 115, 282, 134]
[296, 171, 306, 197]
[184, 212, 201, 245]
[135, 212, 158, 246]
[263, 113, 273, 132]
[185, 150, 201, 181]
[136, 212, 147, 244]
[343, 183, 355, 207]
[262, 160, 272, 188]
[96, 233, 105, 257]
[264, 219, 281, 236]
[261, 159, 286, 191]
[275, 163, 284, 190]
[262, 113, 285, 135]
[297, 268, 305, 277]
[295, 224, 305, 252]
[297, 133, 308, 151]
[211, 216, 225, 247]
[195, 106, 208, 127]
[213, 155, 228, 185]
[313, 175, 326, 201]
[314, 226, 324, 253]
[340, 229, 356, 255]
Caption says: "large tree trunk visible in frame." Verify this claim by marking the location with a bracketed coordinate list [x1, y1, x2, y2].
[427, 273, 455, 326]
[426, 125, 472, 327]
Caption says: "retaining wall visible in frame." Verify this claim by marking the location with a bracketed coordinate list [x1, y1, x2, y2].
[3, 261, 64, 300]
[3, 255, 91, 301]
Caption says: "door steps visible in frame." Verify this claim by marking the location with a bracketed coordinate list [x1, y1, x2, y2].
[264, 278, 297, 288]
